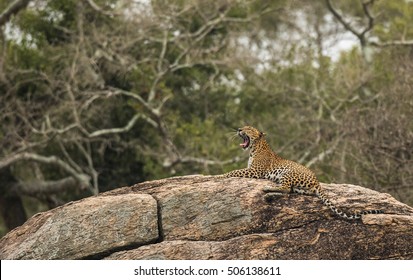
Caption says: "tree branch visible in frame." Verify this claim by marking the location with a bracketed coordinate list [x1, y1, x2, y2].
[370, 40, 413, 47]
[325, 0, 363, 43]
[108, 87, 160, 117]
[88, 114, 141, 137]
[360, 0, 375, 39]
[0, 0, 31, 27]
[306, 138, 341, 168]
[180, 156, 242, 166]
[0, 152, 90, 185]
[85, 0, 120, 17]
[326, 0, 413, 48]
[12, 176, 88, 196]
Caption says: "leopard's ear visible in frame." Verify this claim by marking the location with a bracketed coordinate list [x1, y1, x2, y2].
[259, 131, 266, 137]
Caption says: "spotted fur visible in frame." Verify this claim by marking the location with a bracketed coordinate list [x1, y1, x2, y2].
[222, 126, 383, 220]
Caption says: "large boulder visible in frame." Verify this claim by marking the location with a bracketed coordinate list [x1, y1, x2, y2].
[1, 175, 412, 259]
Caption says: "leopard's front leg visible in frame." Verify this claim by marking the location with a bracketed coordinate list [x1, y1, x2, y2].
[217, 168, 262, 179]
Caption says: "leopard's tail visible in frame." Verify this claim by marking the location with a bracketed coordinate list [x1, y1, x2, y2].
[315, 188, 383, 220]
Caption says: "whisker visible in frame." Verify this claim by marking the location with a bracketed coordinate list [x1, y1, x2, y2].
[223, 126, 239, 141]
[226, 132, 239, 141]
[231, 133, 238, 141]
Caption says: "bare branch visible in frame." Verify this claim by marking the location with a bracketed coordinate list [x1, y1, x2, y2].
[12, 176, 88, 196]
[180, 156, 242, 166]
[88, 114, 141, 137]
[57, 140, 83, 174]
[360, 0, 375, 39]
[325, 0, 363, 43]
[306, 138, 341, 168]
[148, 30, 169, 104]
[162, 155, 243, 169]
[145, 7, 233, 104]
[0, 152, 90, 185]
[109, 87, 159, 117]
[0, 0, 31, 27]
[73, 141, 98, 194]
[370, 40, 413, 47]
[157, 30, 169, 73]
[326, 0, 413, 48]
[31, 122, 78, 136]
[85, 0, 120, 17]
[103, 89, 180, 166]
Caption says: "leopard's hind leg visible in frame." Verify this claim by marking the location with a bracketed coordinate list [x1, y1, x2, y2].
[262, 183, 291, 201]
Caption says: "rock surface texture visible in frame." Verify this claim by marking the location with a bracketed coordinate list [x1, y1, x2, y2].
[1, 175, 412, 259]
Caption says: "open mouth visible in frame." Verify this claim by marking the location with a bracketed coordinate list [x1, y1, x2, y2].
[239, 133, 250, 149]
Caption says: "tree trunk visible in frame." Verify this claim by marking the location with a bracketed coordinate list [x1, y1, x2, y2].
[0, 194, 27, 231]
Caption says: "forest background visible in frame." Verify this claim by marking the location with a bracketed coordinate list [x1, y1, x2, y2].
[0, 0, 412, 237]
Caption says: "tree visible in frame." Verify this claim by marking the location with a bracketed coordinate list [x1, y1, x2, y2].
[0, 0, 280, 233]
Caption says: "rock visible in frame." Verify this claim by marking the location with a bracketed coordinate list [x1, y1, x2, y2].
[0, 194, 158, 259]
[1, 175, 412, 259]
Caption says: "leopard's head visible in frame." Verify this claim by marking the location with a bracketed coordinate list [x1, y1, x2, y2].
[237, 126, 265, 150]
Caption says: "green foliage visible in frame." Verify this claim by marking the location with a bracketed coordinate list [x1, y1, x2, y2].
[374, 0, 413, 41]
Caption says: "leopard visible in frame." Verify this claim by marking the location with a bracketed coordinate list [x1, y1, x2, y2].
[219, 125, 383, 220]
